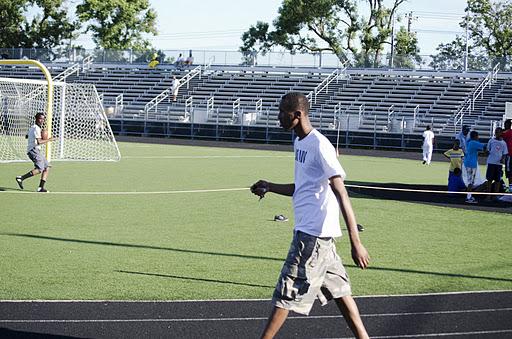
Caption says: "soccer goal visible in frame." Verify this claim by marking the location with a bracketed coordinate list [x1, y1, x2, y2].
[0, 59, 121, 163]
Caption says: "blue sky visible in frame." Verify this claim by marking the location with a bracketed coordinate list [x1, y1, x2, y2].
[75, 0, 468, 55]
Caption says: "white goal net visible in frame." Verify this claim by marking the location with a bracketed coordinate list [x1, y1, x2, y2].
[0, 77, 121, 162]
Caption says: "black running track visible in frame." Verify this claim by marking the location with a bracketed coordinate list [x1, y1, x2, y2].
[1, 291, 511, 338]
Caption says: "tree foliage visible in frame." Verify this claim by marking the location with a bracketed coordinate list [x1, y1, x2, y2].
[390, 26, 421, 68]
[240, 0, 406, 67]
[0, 0, 78, 51]
[76, 0, 157, 51]
[430, 0, 512, 71]
[0, 0, 158, 54]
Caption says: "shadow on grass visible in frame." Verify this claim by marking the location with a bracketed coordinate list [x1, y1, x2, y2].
[0, 328, 78, 338]
[3, 232, 512, 283]
[116, 270, 274, 289]
[1, 232, 283, 262]
[346, 180, 512, 214]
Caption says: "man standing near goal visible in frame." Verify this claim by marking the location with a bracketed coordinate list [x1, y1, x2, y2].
[251, 92, 370, 339]
[15, 113, 55, 192]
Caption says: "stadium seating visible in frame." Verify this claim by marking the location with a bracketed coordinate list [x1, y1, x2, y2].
[1, 62, 511, 138]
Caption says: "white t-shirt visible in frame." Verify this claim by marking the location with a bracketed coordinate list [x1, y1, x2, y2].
[27, 124, 41, 152]
[486, 138, 508, 165]
[293, 129, 346, 238]
[171, 79, 180, 93]
[422, 130, 435, 147]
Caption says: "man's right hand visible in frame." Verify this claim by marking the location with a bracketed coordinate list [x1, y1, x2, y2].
[251, 180, 269, 199]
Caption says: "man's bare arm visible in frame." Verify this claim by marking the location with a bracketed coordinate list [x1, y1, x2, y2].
[250, 180, 295, 198]
[329, 176, 370, 269]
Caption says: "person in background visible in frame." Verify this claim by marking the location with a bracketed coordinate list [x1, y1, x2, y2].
[170, 76, 180, 102]
[15, 113, 56, 192]
[185, 50, 194, 66]
[501, 119, 512, 193]
[455, 125, 471, 153]
[463, 131, 485, 204]
[448, 167, 467, 198]
[422, 125, 435, 165]
[148, 53, 159, 69]
[485, 127, 508, 201]
[443, 139, 464, 180]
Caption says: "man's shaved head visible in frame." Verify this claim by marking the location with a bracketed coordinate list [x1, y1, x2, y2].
[279, 92, 310, 115]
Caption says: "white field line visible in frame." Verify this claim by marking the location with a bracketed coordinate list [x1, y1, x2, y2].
[3, 183, 510, 196]
[1, 307, 511, 323]
[123, 155, 293, 159]
[335, 329, 512, 339]
[1, 289, 510, 303]
[0, 187, 249, 195]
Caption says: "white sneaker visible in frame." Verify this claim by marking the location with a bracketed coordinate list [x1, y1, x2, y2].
[465, 197, 477, 204]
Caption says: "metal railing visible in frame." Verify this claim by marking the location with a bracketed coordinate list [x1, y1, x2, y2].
[115, 94, 124, 115]
[206, 96, 215, 119]
[232, 98, 241, 122]
[307, 67, 344, 104]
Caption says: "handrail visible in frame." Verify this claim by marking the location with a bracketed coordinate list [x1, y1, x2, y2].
[144, 88, 171, 114]
[307, 64, 347, 104]
[413, 104, 419, 129]
[358, 104, 365, 126]
[144, 59, 214, 114]
[184, 96, 193, 119]
[387, 104, 395, 125]
[82, 55, 93, 72]
[206, 96, 214, 118]
[452, 97, 472, 131]
[232, 98, 240, 121]
[451, 66, 499, 132]
[255, 98, 262, 115]
[54, 63, 81, 82]
[115, 93, 124, 115]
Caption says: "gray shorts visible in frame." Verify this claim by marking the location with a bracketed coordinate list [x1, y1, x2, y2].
[27, 148, 49, 171]
[272, 231, 352, 315]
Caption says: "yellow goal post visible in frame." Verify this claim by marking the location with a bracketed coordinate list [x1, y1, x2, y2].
[0, 59, 54, 160]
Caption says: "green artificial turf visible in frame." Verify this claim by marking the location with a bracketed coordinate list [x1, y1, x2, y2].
[0, 141, 510, 300]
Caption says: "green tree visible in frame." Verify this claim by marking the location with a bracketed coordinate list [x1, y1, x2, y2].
[76, 0, 157, 51]
[0, 0, 78, 55]
[240, 0, 406, 67]
[463, 0, 512, 70]
[391, 26, 421, 68]
[429, 36, 487, 71]
[430, 0, 512, 71]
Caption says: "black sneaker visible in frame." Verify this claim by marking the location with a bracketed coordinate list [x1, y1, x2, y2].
[37, 187, 49, 193]
[15, 176, 24, 190]
[274, 215, 289, 222]
[357, 224, 365, 232]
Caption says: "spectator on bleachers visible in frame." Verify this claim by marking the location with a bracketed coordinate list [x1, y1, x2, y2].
[422, 125, 435, 165]
[148, 53, 159, 69]
[444, 139, 464, 180]
[176, 53, 185, 69]
[455, 125, 470, 153]
[485, 127, 508, 201]
[464, 131, 485, 204]
[170, 76, 180, 102]
[185, 50, 194, 66]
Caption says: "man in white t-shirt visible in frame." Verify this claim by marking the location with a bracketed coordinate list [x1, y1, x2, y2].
[422, 125, 435, 165]
[170, 76, 180, 102]
[251, 92, 370, 339]
[15, 113, 55, 192]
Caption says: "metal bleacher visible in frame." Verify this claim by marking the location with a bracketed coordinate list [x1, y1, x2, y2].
[1, 61, 511, 139]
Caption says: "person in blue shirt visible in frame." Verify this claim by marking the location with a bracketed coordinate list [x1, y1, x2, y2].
[463, 131, 485, 203]
[448, 167, 467, 198]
